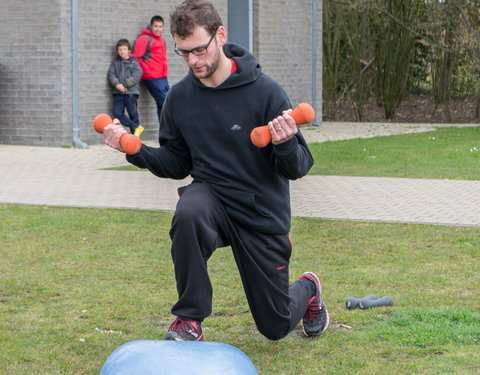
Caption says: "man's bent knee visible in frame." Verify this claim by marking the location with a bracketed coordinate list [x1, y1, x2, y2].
[257, 324, 290, 341]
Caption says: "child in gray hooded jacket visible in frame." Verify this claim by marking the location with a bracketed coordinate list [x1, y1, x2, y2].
[107, 39, 144, 136]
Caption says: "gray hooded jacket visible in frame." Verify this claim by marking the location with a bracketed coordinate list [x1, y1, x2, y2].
[107, 55, 142, 95]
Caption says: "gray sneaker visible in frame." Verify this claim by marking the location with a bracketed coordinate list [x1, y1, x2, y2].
[299, 272, 330, 337]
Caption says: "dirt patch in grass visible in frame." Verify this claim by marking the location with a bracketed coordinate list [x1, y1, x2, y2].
[324, 95, 480, 124]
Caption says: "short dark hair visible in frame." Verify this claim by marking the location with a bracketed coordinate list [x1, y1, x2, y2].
[150, 15, 164, 26]
[170, 0, 223, 38]
[116, 38, 131, 50]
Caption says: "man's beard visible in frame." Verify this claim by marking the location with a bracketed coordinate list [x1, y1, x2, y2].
[190, 48, 220, 79]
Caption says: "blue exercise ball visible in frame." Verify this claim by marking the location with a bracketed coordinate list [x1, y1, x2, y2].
[100, 340, 258, 375]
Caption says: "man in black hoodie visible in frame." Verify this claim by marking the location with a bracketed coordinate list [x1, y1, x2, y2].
[103, 0, 329, 341]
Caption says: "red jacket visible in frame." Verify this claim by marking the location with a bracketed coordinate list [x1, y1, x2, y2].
[133, 26, 168, 80]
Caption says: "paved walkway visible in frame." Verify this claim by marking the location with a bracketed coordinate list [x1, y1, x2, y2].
[2, 122, 480, 227]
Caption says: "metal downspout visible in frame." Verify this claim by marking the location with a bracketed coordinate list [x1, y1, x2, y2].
[311, 0, 321, 126]
[71, 0, 88, 148]
[248, 0, 253, 53]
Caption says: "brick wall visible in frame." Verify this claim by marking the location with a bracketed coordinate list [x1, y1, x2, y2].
[0, 1, 71, 146]
[0, 0, 320, 146]
[255, 0, 322, 122]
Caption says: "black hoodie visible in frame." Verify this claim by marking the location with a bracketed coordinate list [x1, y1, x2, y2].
[127, 43, 314, 234]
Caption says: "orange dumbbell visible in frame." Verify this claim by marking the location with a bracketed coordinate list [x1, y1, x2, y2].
[93, 114, 142, 155]
[250, 103, 315, 148]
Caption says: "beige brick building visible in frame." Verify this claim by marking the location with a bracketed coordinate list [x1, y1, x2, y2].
[0, 0, 321, 146]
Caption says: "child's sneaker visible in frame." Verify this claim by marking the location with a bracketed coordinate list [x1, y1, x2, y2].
[299, 272, 330, 337]
[165, 317, 204, 341]
[134, 125, 144, 137]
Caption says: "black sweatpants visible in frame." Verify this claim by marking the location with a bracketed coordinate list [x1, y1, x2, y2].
[168, 183, 313, 340]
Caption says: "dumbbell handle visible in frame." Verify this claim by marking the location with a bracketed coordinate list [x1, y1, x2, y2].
[250, 103, 315, 148]
[358, 296, 393, 309]
[346, 294, 377, 310]
[92, 113, 141, 155]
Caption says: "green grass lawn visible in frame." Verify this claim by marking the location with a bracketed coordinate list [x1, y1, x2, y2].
[1, 204, 479, 374]
[308, 127, 480, 179]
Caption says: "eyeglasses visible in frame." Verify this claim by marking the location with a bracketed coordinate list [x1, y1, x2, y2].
[174, 32, 217, 57]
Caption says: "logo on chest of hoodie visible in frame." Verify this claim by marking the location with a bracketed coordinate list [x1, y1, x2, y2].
[230, 124, 242, 131]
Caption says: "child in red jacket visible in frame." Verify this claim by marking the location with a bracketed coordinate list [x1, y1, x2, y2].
[134, 15, 170, 128]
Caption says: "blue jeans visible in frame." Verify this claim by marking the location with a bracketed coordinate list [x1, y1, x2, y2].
[143, 77, 169, 125]
[112, 94, 139, 134]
